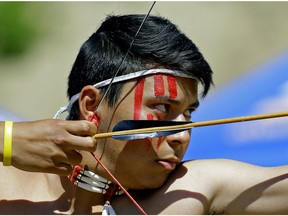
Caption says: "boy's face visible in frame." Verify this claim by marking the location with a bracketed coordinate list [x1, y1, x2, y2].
[86, 73, 199, 189]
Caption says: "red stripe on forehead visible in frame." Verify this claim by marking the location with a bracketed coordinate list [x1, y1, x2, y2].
[154, 74, 165, 96]
[134, 78, 146, 120]
[167, 75, 178, 99]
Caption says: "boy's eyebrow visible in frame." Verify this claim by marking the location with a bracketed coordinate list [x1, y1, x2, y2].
[155, 95, 200, 108]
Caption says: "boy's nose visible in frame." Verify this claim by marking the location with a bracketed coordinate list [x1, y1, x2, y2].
[165, 114, 191, 149]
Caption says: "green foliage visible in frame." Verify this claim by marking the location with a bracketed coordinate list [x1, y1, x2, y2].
[0, 2, 40, 58]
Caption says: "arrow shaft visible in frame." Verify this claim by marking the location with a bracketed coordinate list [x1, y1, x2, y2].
[92, 112, 288, 139]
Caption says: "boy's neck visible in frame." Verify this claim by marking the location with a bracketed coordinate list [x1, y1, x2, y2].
[59, 167, 123, 214]
[58, 176, 106, 214]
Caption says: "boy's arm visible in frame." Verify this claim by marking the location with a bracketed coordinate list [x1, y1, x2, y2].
[210, 159, 288, 214]
[0, 119, 97, 175]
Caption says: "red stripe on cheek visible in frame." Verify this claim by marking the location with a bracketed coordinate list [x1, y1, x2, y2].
[134, 78, 145, 120]
[167, 75, 178, 99]
[154, 74, 165, 96]
[147, 114, 154, 120]
[147, 114, 162, 121]
[146, 114, 164, 150]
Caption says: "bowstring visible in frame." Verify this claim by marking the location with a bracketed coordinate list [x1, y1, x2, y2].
[92, 153, 147, 215]
[92, 2, 156, 215]
[95, 1, 156, 111]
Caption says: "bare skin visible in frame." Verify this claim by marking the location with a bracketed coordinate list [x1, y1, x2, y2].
[0, 119, 97, 175]
[1, 74, 288, 214]
[113, 159, 288, 214]
[1, 159, 288, 214]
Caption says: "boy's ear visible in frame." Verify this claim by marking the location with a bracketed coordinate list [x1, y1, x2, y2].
[78, 85, 101, 120]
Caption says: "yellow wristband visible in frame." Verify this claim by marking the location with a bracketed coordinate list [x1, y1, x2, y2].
[3, 121, 13, 166]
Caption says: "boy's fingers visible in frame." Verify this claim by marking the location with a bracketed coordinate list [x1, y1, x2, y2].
[64, 120, 97, 136]
[62, 135, 97, 152]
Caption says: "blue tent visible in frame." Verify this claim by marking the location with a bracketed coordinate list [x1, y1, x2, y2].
[184, 52, 288, 166]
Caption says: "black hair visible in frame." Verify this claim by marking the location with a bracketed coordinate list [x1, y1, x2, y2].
[67, 14, 213, 120]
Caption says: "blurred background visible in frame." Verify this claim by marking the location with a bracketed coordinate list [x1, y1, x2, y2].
[0, 2, 288, 166]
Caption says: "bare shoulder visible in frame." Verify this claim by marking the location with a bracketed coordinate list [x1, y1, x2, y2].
[0, 166, 68, 214]
[0, 165, 54, 200]
[180, 158, 261, 178]
[151, 159, 263, 214]
[171, 158, 245, 183]
[114, 159, 243, 215]
[0, 166, 30, 194]
[166, 159, 244, 190]
[179, 158, 263, 190]
[181, 159, 285, 214]
[115, 159, 288, 214]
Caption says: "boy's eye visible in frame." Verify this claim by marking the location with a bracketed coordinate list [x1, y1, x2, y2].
[183, 108, 197, 118]
[154, 104, 170, 113]
[183, 109, 193, 118]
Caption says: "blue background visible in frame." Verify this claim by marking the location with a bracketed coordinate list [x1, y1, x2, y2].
[184, 52, 288, 166]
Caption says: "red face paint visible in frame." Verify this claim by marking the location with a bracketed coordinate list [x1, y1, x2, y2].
[133, 78, 146, 120]
[154, 74, 165, 96]
[133, 74, 179, 151]
[147, 113, 154, 120]
[88, 112, 100, 126]
[167, 75, 178, 99]
[154, 74, 178, 149]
